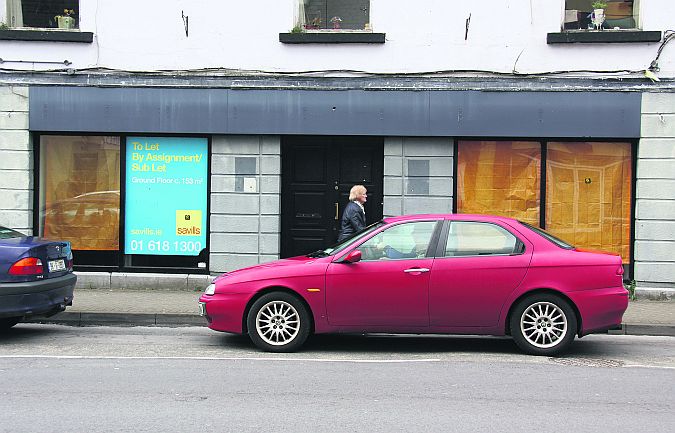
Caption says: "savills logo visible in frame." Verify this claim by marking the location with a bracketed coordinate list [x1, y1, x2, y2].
[176, 210, 202, 235]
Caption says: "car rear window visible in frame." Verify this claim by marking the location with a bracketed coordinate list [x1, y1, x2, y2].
[519, 221, 574, 250]
[0, 226, 23, 239]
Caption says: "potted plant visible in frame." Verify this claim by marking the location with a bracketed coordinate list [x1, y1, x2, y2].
[303, 17, 321, 30]
[55, 9, 75, 29]
[330, 16, 342, 29]
[591, 1, 607, 30]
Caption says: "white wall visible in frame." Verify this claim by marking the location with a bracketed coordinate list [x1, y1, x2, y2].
[1, 0, 673, 76]
[636, 93, 675, 288]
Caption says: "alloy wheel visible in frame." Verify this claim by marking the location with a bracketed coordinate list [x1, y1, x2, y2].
[255, 300, 301, 346]
[520, 301, 568, 349]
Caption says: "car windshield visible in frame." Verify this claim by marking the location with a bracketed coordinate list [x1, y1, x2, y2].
[306, 221, 386, 257]
[0, 226, 24, 239]
[519, 221, 574, 250]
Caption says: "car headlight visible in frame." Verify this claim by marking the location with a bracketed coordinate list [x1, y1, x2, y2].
[204, 283, 216, 296]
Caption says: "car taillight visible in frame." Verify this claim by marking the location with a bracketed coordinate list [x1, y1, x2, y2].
[616, 265, 624, 276]
[9, 257, 44, 275]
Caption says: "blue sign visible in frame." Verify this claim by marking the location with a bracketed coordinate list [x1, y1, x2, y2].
[124, 137, 208, 256]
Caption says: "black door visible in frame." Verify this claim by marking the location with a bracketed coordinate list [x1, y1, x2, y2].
[281, 136, 384, 258]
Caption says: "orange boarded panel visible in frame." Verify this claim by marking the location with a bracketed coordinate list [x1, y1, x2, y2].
[457, 141, 541, 226]
[546, 142, 631, 263]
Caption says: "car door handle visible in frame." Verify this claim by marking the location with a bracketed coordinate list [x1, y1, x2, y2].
[404, 268, 430, 273]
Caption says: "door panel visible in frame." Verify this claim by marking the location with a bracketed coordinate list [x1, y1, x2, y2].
[429, 221, 533, 327]
[281, 136, 383, 258]
[326, 258, 433, 327]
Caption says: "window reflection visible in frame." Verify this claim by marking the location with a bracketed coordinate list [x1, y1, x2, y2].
[39, 136, 120, 251]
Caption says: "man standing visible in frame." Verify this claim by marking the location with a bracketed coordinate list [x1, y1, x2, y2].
[337, 185, 367, 242]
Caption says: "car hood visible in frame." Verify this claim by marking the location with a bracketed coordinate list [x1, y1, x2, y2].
[214, 255, 328, 283]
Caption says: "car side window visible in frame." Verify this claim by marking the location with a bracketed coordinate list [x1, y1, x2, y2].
[358, 221, 437, 261]
[445, 221, 518, 257]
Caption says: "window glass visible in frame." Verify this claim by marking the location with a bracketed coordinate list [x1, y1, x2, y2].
[563, 1, 637, 30]
[7, 0, 79, 29]
[457, 141, 541, 226]
[358, 221, 436, 261]
[0, 226, 23, 239]
[446, 222, 518, 257]
[546, 142, 632, 263]
[39, 136, 121, 256]
[299, 0, 370, 30]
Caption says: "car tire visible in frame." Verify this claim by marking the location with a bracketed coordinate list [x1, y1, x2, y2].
[510, 294, 577, 356]
[0, 317, 21, 331]
[247, 292, 311, 353]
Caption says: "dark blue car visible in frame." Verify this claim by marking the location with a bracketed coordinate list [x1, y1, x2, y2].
[0, 226, 76, 330]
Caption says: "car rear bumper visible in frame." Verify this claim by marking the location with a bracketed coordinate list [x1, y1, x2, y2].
[568, 285, 629, 336]
[0, 273, 77, 319]
[198, 292, 249, 334]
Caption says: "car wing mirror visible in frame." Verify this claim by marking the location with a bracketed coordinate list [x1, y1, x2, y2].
[343, 250, 362, 263]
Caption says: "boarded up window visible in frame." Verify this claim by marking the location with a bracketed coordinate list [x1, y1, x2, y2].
[457, 141, 541, 226]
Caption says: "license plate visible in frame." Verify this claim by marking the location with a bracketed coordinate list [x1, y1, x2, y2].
[198, 302, 206, 316]
[48, 259, 66, 272]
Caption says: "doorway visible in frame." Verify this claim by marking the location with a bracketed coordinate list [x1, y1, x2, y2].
[281, 136, 384, 258]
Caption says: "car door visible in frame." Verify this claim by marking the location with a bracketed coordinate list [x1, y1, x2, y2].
[325, 220, 440, 327]
[429, 220, 533, 327]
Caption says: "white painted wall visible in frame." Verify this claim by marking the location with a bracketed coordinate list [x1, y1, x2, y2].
[1, 0, 673, 76]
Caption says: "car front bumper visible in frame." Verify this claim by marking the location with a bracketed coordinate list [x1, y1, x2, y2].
[0, 273, 77, 319]
[568, 285, 629, 336]
[198, 292, 250, 334]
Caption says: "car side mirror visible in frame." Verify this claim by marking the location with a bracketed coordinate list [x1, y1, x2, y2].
[343, 250, 362, 263]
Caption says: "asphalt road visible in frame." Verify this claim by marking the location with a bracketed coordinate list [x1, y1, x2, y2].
[1, 325, 674, 433]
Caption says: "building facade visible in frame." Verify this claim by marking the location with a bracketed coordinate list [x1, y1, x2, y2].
[0, 0, 673, 296]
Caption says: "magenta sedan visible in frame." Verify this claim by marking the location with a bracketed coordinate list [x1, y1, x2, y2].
[199, 214, 628, 355]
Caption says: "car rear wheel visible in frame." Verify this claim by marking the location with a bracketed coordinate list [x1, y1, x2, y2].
[0, 317, 21, 331]
[247, 292, 311, 353]
[510, 294, 577, 356]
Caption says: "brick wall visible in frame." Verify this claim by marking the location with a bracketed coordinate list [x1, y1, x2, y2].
[0, 86, 32, 234]
[636, 93, 675, 288]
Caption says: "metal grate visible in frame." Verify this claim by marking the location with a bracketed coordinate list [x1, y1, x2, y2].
[550, 357, 625, 368]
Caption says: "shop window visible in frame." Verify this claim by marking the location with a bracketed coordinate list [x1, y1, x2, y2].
[457, 141, 541, 226]
[6, 0, 79, 29]
[298, 0, 370, 31]
[39, 136, 120, 266]
[546, 142, 632, 264]
[38, 135, 210, 271]
[457, 140, 633, 265]
[563, 0, 637, 30]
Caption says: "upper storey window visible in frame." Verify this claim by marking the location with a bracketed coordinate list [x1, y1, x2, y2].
[6, 0, 79, 29]
[298, 0, 371, 31]
[564, 0, 637, 30]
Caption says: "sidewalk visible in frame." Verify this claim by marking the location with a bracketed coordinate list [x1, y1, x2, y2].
[26, 288, 675, 337]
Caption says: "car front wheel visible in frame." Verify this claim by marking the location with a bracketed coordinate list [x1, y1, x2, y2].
[247, 292, 311, 353]
[510, 294, 577, 356]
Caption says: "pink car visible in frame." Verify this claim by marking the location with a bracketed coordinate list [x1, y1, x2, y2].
[199, 214, 628, 356]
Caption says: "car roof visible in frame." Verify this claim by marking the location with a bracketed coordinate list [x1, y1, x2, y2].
[382, 214, 520, 224]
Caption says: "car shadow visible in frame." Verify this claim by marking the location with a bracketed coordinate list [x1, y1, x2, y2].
[216, 332, 522, 355]
[0, 324, 64, 341]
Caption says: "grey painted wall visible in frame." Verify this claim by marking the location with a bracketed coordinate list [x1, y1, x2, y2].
[210, 135, 281, 273]
[635, 93, 675, 288]
[0, 86, 32, 234]
[383, 137, 454, 216]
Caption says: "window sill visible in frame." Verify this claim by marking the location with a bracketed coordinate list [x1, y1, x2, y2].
[547, 30, 661, 44]
[279, 32, 385, 44]
[0, 29, 94, 43]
